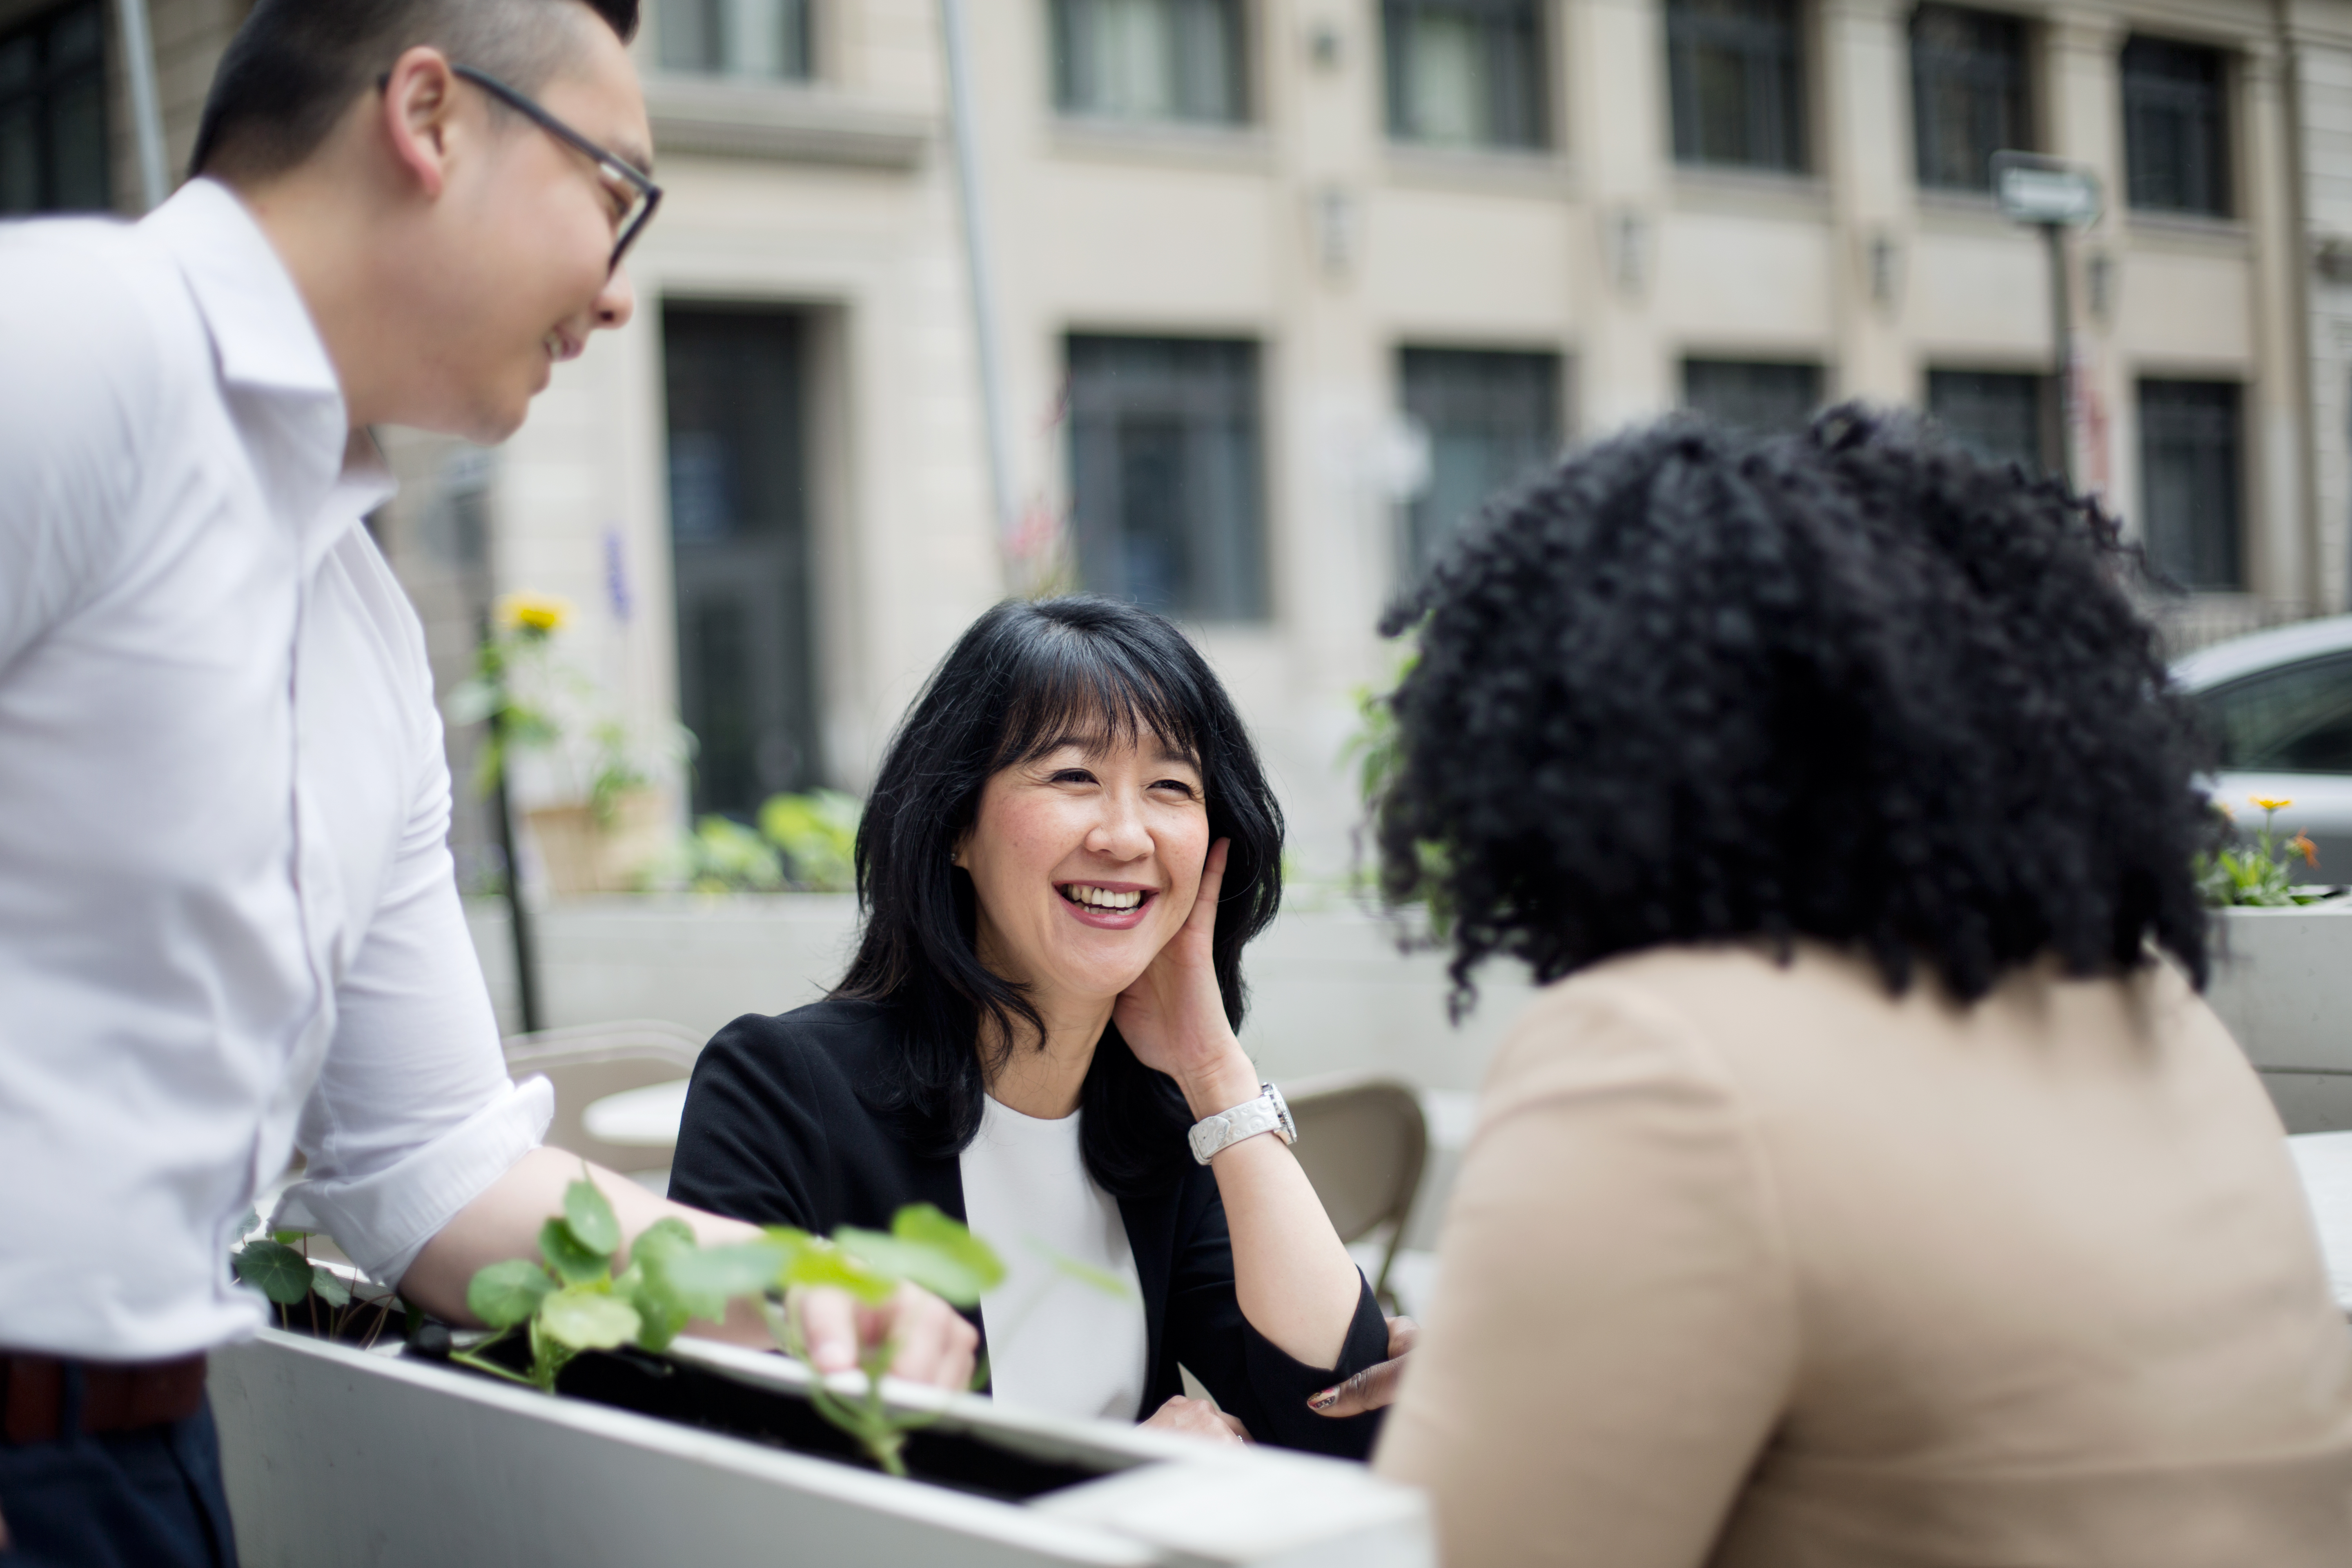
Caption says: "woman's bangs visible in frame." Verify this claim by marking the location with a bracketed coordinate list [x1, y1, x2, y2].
[992, 628, 1204, 771]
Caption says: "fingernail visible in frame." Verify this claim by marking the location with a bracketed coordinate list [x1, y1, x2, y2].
[1307, 1387, 1339, 1410]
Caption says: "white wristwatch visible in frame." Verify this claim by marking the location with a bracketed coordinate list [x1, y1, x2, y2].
[1187, 1082, 1298, 1165]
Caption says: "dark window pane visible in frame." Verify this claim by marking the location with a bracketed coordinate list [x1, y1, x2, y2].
[2199, 654, 2352, 773]
[1399, 347, 1559, 577]
[1054, 0, 1247, 124]
[1682, 358, 1822, 434]
[1067, 335, 1266, 622]
[2139, 379, 2242, 590]
[658, 0, 812, 79]
[0, 2, 109, 216]
[1666, 0, 1806, 172]
[1381, 0, 1546, 149]
[1926, 369, 2054, 473]
[1911, 5, 2028, 192]
[2121, 35, 2229, 217]
[664, 306, 820, 816]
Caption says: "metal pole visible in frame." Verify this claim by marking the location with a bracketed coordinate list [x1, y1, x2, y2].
[938, 0, 1019, 550]
[480, 610, 543, 1036]
[2045, 220, 2074, 488]
[112, 0, 169, 211]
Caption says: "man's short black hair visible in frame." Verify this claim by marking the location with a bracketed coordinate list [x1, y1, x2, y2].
[192, 0, 640, 182]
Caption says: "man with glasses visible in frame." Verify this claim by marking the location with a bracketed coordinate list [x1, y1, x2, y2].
[0, 3, 970, 1562]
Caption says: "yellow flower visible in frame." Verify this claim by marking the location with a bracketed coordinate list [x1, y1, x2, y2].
[498, 592, 569, 636]
[2250, 795, 2294, 813]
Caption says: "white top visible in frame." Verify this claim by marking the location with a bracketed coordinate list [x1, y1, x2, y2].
[0, 180, 549, 1360]
[957, 1096, 1150, 1421]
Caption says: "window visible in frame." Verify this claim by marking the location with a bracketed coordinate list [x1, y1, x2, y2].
[659, 0, 813, 80]
[2121, 36, 2230, 218]
[0, 1, 107, 215]
[1067, 335, 1266, 622]
[664, 306, 821, 815]
[1052, 0, 1246, 124]
[1399, 347, 1560, 577]
[1911, 5, 2027, 192]
[1682, 358, 1822, 434]
[1666, 0, 1806, 173]
[1926, 369, 2054, 473]
[1382, 0, 1546, 150]
[2198, 654, 2352, 774]
[2138, 379, 2242, 590]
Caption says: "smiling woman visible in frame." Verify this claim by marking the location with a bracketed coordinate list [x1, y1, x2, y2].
[668, 597, 1392, 1452]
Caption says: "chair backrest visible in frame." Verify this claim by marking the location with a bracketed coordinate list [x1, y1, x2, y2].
[1283, 1072, 1429, 1301]
[503, 1020, 704, 1174]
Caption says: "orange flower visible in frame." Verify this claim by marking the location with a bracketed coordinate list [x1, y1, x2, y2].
[2292, 832, 2320, 870]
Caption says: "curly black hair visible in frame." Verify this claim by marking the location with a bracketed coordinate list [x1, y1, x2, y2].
[1376, 405, 2215, 1008]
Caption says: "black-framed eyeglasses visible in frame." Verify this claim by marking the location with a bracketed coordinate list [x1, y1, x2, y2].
[383, 64, 662, 274]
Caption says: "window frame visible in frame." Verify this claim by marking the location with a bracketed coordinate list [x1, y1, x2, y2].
[2119, 32, 2233, 220]
[0, 0, 110, 216]
[1680, 356, 1825, 434]
[655, 0, 817, 82]
[1049, 0, 1254, 128]
[1924, 367, 2058, 475]
[1396, 344, 1565, 581]
[1909, 3, 2031, 194]
[1379, 0, 1552, 152]
[1664, 0, 1811, 176]
[2137, 376, 2245, 592]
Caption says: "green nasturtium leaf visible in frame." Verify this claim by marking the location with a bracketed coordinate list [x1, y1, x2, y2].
[615, 1262, 690, 1352]
[539, 1217, 608, 1285]
[467, 1258, 555, 1329]
[563, 1176, 621, 1257]
[630, 1215, 697, 1266]
[308, 1266, 353, 1309]
[234, 1239, 315, 1306]
[659, 1241, 794, 1323]
[539, 1287, 640, 1351]
[781, 1240, 898, 1305]
[833, 1206, 1004, 1307]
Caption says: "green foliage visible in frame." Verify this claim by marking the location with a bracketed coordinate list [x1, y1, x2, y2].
[1337, 644, 1454, 936]
[757, 790, 862, 891]
[655, 815, 787, 893]
[232, 1239, 314, 1306]
[454, 1170, 728, 1395]
[459, 1189, 1007, 1479]
[2196, 797, 2330, 909]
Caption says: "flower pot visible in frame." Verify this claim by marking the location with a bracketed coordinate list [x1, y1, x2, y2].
[527, 789, 671, 895]
[2206, 900, 2352, 1134]
[207, 1328, 1430, 1567]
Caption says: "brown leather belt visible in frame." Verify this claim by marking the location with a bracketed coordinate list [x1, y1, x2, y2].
[0, 1353, 207, 1443]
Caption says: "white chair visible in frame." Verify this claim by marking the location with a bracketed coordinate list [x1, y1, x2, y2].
[1282, 1071, 1430, 1308]
[503, 1019, 703, 1177]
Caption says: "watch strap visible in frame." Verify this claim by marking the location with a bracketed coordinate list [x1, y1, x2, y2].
[1188, 1082, 1296, 1165]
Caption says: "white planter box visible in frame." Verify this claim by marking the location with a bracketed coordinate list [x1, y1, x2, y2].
[209, 1330, 1430, 1568]
[2205, 902, 2352, 1133]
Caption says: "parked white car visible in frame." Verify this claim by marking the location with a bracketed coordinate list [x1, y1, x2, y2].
[2172, 615, 2352, 880]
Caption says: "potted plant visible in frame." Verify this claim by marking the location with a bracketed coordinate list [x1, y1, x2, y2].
[211, 1183, 1429, 1566]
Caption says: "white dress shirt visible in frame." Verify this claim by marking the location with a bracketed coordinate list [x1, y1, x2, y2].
[957, 1096, 1149, 1421]
[0, 180, 549, 1361]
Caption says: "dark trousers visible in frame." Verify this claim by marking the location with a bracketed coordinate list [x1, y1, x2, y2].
[0, 1373, 236, 1568]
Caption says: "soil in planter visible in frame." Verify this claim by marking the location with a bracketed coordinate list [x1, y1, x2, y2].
[442, 1334, 1118, 1505]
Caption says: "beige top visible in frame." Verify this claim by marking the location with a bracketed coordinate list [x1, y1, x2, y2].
[1375, 943, 2352, 1567]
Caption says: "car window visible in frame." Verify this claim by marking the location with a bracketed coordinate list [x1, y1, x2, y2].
[2198, 652, 2352, 773]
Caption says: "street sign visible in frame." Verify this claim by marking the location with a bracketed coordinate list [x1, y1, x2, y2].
[1992, 152, 2102, 227]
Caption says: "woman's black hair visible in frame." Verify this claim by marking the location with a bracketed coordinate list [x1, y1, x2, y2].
[1378, 405, 2215, 1008]
[837, 595, 1284, 1196]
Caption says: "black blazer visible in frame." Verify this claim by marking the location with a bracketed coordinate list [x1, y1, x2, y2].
[668, 998, 1389, 1458]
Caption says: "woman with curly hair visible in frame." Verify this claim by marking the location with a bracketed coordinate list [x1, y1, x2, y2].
[1357, 410, 2352, 1564]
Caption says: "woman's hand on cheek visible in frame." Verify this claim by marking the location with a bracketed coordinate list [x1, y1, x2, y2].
[1112, 839, 1261, 1117]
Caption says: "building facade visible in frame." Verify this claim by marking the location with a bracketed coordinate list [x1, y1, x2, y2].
[16, 0, 2352, 875]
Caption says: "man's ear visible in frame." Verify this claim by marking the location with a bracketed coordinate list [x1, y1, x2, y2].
[380, 45, 461, 199]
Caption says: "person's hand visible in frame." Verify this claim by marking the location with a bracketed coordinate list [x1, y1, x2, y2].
[791, 1279, 978, 1392]
[1116, 839, 1259, 1116]
[1142, 1393, 1252, 1444]
[1307, 1315, 1418, 1418]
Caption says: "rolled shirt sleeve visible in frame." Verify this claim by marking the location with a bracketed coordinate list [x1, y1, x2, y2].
[272, 548, 548, 1285]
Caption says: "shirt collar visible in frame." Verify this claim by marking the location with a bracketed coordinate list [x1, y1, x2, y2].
[142, 178, 345, 405]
